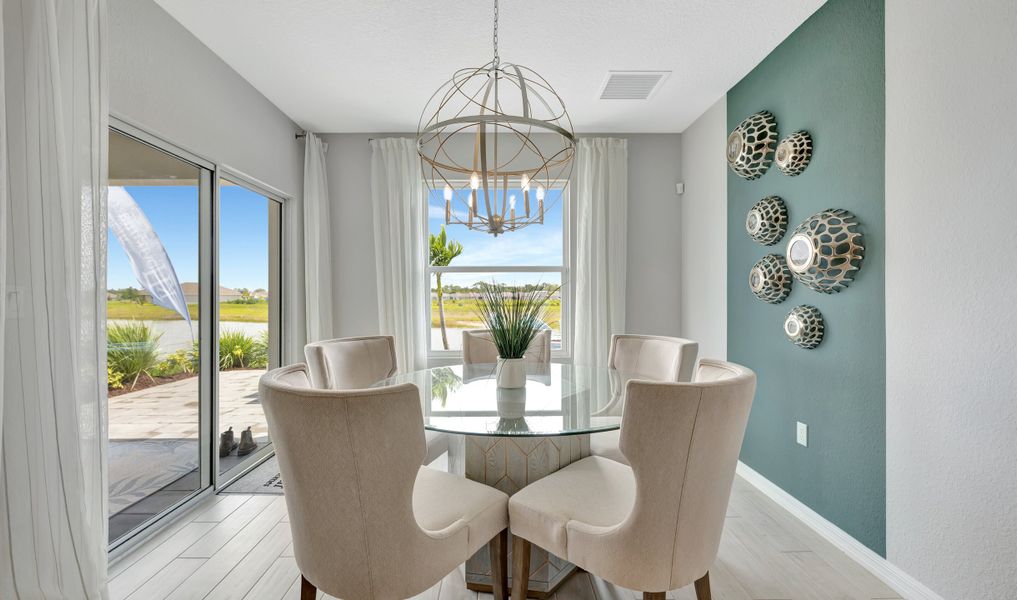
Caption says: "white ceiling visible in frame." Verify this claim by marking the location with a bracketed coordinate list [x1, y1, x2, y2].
[153, 0, 824, 133]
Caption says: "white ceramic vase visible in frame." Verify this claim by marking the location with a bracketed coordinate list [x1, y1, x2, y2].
[496, 357, 526, 389]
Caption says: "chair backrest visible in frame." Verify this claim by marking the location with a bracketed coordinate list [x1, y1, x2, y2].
[616, 360, 755, 590]
[260, 364, 458, 598]
[608, 334, 698, 382]
[461, 329, 552, 366]
[303, 335, 397, 389]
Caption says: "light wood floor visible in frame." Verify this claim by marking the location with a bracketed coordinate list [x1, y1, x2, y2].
[108, 475, 901, 600]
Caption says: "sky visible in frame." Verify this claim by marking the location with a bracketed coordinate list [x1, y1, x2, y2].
[107, 185, 270, 291]
[427, 187, 565, 288]
[108, 184, 564, 293]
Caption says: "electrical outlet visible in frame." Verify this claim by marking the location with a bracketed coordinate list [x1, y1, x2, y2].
[796, 421, 808, 447]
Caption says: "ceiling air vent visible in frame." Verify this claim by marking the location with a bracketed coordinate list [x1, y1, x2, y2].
[599, 71, 670, 100]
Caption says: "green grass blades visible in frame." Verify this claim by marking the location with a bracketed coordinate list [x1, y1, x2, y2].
[473, 281, 561, 359]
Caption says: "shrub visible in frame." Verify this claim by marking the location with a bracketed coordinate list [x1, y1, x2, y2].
[107, 321, 161, 389]
[215, 329, 269, 370]
[107, 365, 124, 390]
[151, 349, 195, 377]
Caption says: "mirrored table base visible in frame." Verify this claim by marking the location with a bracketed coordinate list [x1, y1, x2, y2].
[448, 433, 590, 597]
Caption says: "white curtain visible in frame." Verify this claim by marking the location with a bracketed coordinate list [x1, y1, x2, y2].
[573, 138, 628, 368]
[303, 132, 334, 342]
[1, 0, 109, 598]
[371, 138, 427, 372]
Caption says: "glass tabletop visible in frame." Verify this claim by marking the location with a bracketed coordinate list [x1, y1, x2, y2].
[372, 363, 635, 437]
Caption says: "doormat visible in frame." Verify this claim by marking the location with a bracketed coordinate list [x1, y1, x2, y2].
[222, 454, 284, 495]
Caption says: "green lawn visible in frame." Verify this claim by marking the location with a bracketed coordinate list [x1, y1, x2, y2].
[107, 300, 269, 323]
[432, 299, 561, 330]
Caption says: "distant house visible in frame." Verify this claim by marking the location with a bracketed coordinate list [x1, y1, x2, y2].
[136, 282, 242, 304]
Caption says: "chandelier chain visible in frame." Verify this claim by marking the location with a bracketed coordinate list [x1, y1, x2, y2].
[492, 0, 499, 65]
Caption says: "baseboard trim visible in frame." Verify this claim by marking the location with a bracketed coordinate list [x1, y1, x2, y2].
[735, 461, 944, 600]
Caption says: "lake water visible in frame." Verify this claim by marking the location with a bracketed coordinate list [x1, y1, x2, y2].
[109, 320, 268, 356]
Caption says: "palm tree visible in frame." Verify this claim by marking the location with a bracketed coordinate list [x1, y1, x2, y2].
[429, 226, 463, 350]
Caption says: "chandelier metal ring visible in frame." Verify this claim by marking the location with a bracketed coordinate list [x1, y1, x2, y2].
[416, 0, 575, 236]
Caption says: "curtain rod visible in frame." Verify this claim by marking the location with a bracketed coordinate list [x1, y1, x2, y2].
[295, 131, 376, 143]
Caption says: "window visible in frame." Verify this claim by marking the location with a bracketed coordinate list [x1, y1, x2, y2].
[426, 184, 570, 358]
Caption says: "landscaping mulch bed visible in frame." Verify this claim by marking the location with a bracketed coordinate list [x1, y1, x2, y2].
[109, 371, 197, 397]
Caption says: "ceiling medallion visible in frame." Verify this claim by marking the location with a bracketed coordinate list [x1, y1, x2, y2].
[785, 209, 865, 293]
[727, 111, 778, 180]
[416, 0, 575, 236]
[775, 130, 813, 176]
[784, 305, 825, 349]
[749, 254, 792, 304]
[746, 195, 788, 245]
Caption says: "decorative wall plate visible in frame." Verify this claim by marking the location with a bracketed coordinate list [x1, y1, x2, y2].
[785, 208, 864, 293]
[775, 130, 813, 176]
[784, 305, 825, 349]
[749, 254, 792, 304]
[746, 196, 788, 245]
[727, 111, 778, 180]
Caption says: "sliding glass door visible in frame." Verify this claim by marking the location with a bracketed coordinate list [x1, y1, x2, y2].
[216, 178, 283, 480]
[107, 127, 286, 547]
[107, 129, 210, 543]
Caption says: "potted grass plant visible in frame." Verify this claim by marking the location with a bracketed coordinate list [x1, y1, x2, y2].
[474, 281, 560, 389]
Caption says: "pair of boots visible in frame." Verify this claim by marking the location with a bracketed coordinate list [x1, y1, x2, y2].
[219, 426, 258, 458]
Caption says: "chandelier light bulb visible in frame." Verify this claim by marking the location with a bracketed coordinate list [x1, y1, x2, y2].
[520, 174, 530, 191]
[509, 195, 516, 210]
[536, 185, 546, 201]
[470, 172, 480, 190]
[443, 184, 453, 201]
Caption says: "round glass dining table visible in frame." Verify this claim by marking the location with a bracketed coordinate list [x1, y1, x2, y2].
[372, 362, 637, 595]
[372, 362, 634, 437]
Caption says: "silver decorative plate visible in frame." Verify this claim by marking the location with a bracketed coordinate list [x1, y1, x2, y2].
[749, 254, 792, 304]
[775, 130, 813, 176]
[786, 208, 864, 293]
[727, 111, 778, 180]
[746, 196, 788, 245]
[784, 305, 825, 349]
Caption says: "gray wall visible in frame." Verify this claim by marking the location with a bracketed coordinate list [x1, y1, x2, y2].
[885, 1, 1017, 598]
[109, 0, 306, 359]
[679, 98, 727, 360]
[727, 0, 886, 555]
[321, 133, 683, 354]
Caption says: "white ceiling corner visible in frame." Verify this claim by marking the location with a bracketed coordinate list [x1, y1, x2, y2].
[151, 0, 825, 133]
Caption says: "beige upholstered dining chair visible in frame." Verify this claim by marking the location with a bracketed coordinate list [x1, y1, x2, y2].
[590, 334, 699, 465]
[508, 360, 756, 600]
[461, 328, 552, 366]
[304, 335, 448, 465]
[260, 364, 511, 600]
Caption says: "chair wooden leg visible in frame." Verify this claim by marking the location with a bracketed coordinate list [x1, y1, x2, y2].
[643, 593, 666, 600]
[511, 535, 531, 600]
[694, 571, 712, 600]
[300, 575, 316, 600]
[490, 529, 508, 600]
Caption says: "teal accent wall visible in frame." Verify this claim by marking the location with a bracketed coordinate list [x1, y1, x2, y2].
[727, 0, 886, 554]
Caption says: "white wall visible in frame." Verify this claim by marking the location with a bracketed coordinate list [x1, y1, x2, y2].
[321, 133, 683, 351]
[885, 2, 1017, 599]
[109, 0, 307, 359]
[678, 97, 727, 360]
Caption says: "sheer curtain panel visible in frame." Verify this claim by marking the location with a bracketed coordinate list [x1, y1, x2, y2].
[1, 0, 110, 598]
[573, 138, 628, 368]
[371, 138, 427, 372]
[303, 132, 334, 342]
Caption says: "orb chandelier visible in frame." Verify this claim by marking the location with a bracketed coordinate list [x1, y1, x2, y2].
[416, 0, 575, 236]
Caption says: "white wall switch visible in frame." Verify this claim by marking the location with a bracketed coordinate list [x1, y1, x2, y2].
[796, 421, 809, 447]
[675, 182, 685, 195]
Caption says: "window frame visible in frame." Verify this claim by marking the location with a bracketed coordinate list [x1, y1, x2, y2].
[423, 182, 572, 361]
